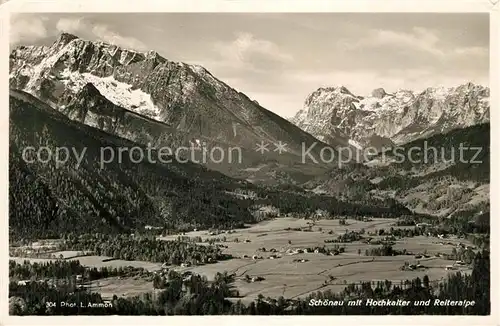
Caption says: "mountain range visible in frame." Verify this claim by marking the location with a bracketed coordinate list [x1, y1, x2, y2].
[8, 33, 490, 237]
[10, 33, 337, 184]
[291, 84, 489, 150]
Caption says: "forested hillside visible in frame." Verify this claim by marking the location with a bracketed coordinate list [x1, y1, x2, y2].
[306, 124, 490, 218]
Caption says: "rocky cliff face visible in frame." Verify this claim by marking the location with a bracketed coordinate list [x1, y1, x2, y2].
[291, 84, 490, 149]
[10, 33, 336, 182]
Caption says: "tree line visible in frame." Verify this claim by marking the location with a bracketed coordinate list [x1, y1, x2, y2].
[9, 260, 147, 282]
[59, 233, 232, 265]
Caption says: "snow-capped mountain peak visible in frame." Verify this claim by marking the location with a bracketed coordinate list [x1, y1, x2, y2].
[291, 83, 489, 149]
[9, 33, 330, 177]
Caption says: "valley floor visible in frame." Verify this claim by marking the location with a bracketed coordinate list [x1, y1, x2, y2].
[10, 217, 473, 302]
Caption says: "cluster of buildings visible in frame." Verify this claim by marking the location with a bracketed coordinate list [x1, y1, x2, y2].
[401, 263, 426, 271]
[207, 229, 236, 236]
[292, 258, 309, 263]
[16, 274, 85, 287]
[144, 225, 163, 231]
[239, 246, 328, 261]
[285, 247, 323, 255]
[445, 260, 467, 270]
[245, 275, 265, 283]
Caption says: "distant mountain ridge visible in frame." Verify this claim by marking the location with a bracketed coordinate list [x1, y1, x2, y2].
[291, 83, 490, 149]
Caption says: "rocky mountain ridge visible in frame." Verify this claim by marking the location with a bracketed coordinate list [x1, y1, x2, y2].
[10, 33, 340, 182]
[291, 83, 490, 149]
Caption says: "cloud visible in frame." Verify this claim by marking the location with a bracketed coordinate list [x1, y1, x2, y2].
[10, 14, 48, 45]
[56, 17, 84, 33]
[375, 27, 443, 56]
[341, 26, 488, 60]
[339, 27, 443, 57]
[453, 46, 489, 56]
[214, 32, 293, 71]
[202, 32, 296, 111]
[55, 17, 148, 51]
[91, 24, 148, 51]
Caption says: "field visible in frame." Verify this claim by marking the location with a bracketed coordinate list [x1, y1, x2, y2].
[162, 218, 474, 302]
[87, 277, 159, 300]
[10, 217, 473, 302]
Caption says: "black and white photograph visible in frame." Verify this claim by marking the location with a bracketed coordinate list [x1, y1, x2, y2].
[3, 0, 495, 321]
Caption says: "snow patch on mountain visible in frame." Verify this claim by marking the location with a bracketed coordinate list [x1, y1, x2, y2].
[348, 139, 363, 150]
[11, 37, 163, 121]
[59, 69, 162, 120]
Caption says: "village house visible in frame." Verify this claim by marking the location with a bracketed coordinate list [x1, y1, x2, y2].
[17, 280, 31, 286]
[251, 276, 265, 283]
[293, 258, 309, 263]
[252, 205, 281, 218]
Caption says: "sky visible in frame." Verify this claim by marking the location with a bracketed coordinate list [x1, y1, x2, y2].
[10, 13, 490, 118]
